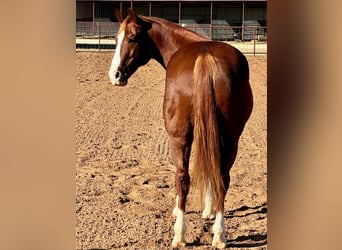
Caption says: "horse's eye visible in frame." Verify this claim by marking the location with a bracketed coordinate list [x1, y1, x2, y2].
[128, 37, 136, 43]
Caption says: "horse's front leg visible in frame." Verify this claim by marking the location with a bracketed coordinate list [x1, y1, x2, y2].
[202, 183, 216, 219]
[169, 136, 191, 248]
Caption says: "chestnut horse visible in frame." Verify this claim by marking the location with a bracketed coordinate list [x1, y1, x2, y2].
[109, 9, 253, 249]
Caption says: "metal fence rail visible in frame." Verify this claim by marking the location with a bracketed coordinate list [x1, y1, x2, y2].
[76, 21, 267, 55]
[76, 22, 120, 38]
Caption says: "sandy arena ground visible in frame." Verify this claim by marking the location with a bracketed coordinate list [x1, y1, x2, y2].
[76, 51, 267, 249]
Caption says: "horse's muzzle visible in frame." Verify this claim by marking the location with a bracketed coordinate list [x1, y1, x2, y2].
[111, 71, 127, 86]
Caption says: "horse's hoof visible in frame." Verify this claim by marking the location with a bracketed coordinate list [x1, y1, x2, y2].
[202, 211, 216, 220]
[212, 240, 226, 249]
[171, 239, 186, 248]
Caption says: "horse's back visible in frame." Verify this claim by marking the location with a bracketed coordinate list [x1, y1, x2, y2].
[167, 41, 249, 81]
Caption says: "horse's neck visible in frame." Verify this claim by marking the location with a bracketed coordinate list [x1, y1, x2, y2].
[144, 17, 208, 67]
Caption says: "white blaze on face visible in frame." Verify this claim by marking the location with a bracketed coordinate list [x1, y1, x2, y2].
[109, 31, 125, 85]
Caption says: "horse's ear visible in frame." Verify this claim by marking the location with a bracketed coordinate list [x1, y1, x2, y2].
[116, 9, 124, 23]
[128, 8, 138, 21]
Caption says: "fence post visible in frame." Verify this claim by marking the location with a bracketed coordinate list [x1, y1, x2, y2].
[98, 23, 101, 52]
[253, 26, 256, 56]
[242, 1, 245, 41]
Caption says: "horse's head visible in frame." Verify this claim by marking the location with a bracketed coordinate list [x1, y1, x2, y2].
[109, 9, 153, 86]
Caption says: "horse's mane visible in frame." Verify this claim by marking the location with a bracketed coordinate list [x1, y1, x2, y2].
[140, 16, 209, 42]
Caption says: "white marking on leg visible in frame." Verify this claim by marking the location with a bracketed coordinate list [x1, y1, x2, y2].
[172, 195, 179, 217]
[212, 212, 226, 249]
[202, 185, 216, 219]
[172, 209, 186, 247]
[108, 31, 125, 85]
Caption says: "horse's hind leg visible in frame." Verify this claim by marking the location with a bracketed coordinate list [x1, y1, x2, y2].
[169, 134, 192, 247]
[212, 138, 239, 249]
[212, 185, 227, 249]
